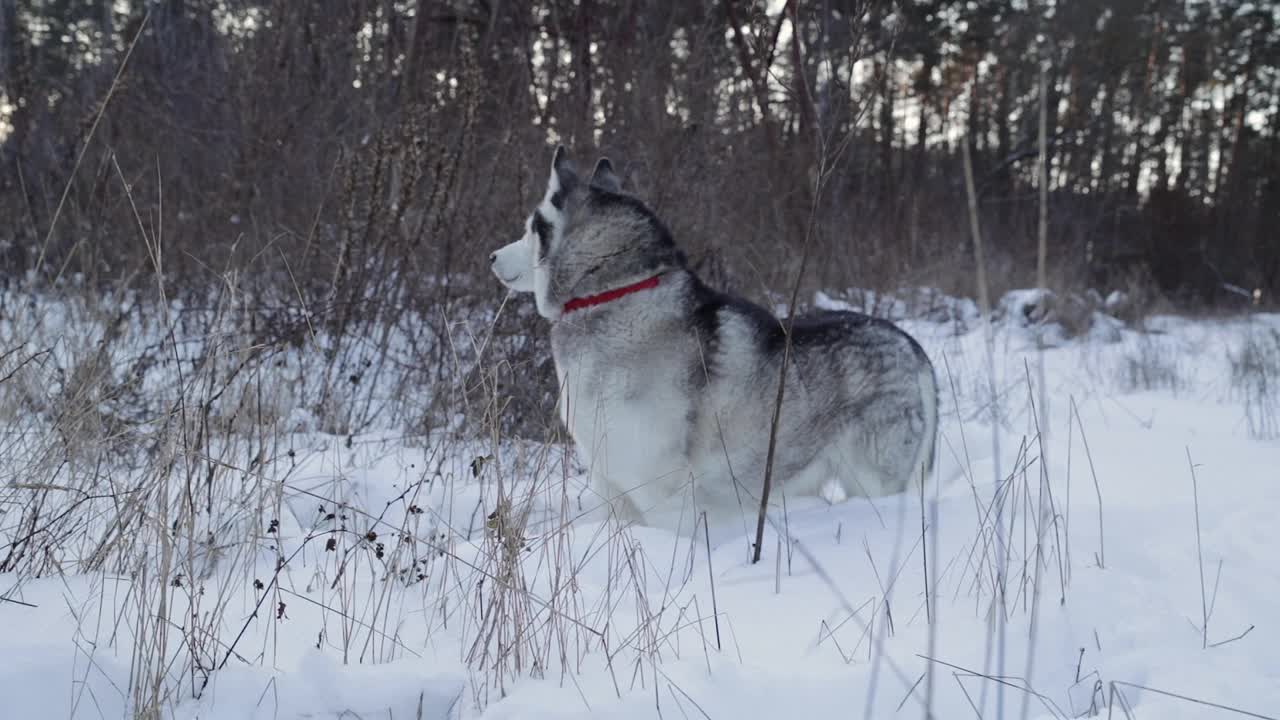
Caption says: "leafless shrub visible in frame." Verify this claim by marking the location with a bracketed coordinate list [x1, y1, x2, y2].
[1116, 332, 1186, 394]
[1229, 324, 1280, 440]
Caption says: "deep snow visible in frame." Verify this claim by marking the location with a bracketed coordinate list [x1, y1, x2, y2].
[2, 295, 1278, 720]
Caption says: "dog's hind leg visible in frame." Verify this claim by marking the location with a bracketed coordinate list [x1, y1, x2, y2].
[831, 424, 921, 499]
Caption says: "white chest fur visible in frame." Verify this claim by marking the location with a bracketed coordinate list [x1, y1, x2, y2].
[553, 337, 693, 518]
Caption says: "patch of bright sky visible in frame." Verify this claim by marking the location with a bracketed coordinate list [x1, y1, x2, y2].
[213, 3, 264, 38]
[0, 94, 12, 143]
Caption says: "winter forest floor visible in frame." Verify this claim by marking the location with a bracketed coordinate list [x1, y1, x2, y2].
[2, 287, 1278, 720]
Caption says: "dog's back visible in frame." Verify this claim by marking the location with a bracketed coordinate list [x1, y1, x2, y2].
[680, 277, 937, 512]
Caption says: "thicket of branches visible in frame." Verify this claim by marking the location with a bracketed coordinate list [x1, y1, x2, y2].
[2, 0, 1277, 313]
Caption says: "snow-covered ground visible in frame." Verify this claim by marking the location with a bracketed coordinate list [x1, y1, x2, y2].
[2, 292, 1278, 719]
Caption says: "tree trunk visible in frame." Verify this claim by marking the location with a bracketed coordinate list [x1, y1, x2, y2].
[880, 61, 895, 199]
[1096, 80, 1115, 194]
[576, 0, 593, 143]
[789, 3, 817, 152]
[1124, 11, 1165, 198]
[994, 64, 1010, 194]
[402, 0, 432, 102]
[723, 0, 782, 152]
[0, 3, 31, 174]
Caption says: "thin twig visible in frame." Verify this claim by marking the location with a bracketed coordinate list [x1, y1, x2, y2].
[36, 11, 151, 276]
[961, 72, 1008, 718]
[920, 476, 931, 625]
[702, 512, 722, 651]
[1186, 446, 1208, 649]
[1070, 397, 1105, 568]
[1209, 624, 1255, 648]
[751, 4, 878, 564]
[1109, 680, 1278, 720]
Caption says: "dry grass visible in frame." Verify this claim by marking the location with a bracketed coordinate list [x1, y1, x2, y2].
[0, 263, 711, 718]
[1229, 324, 1280, 440]
[1116, 332, 1187, 394]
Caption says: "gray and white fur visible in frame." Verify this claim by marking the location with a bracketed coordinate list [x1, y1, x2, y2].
[491, 147, 938, 526]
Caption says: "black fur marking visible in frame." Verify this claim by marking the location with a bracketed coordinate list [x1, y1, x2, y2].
[769, 311, 899, 354]
[687, 276, 776, 383]
[689, 282, 724, 386]
[550, 189, 566, 210]
[532, 211, 552, 260]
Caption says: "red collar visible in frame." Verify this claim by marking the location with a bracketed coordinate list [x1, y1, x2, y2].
[563, 274, 662, 313]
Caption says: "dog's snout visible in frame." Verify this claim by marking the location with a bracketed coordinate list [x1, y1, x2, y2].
[488, 240, 534, 292]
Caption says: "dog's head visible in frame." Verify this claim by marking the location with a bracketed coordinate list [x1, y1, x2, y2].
[490, 146, 683, 321]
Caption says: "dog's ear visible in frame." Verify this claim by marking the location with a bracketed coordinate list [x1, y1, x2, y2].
[549, 145, 578, 194]
[590, 157, 621, 193]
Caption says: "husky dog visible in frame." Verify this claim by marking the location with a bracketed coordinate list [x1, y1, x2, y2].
[491, 147, 938, 526]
